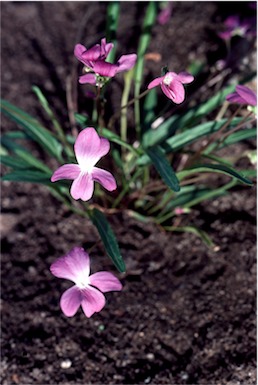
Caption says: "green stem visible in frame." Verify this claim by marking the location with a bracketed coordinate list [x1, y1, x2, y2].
[120, 72, 133, 158]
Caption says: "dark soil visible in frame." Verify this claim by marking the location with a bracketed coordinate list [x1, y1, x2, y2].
[1, 2, 256, 384]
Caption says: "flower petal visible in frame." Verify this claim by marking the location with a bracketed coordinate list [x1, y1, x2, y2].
[60, 286, 82, 317]
[236, 85, 257, 106]
[50, 247, 90, 282]
[147, 76, 164, 89]
[81, 44, 101, 61]
[74, 44, 88, 65]
[226, 92, 246, 104]
[80, 286, 106, 317]
[51, 164, 80, 182]
[161, 80, 185, 104]
[100, 38, 114, 58]
[89, 271, 122, 293]
[71, 172, 94, 201]
[79, 73, 96, 85]
[177, 71, 194, 84]
[74, 127, 102, 167]
[92, 60, 118, 77]
[92, 167, 117, 191]
[116, 54, 137, 73]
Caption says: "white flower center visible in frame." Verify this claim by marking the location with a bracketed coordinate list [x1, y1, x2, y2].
[163, 73, 173, 86]
[75, 275, 90, 289]
[79, 163, 94, 174]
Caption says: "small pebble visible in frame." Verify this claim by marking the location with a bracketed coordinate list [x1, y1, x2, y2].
[60, 359, 72, 369]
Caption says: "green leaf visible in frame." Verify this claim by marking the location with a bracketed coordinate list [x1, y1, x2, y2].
[142, 114, 178, 148]
[74, 112, 90, 127]
[146, 145, 180, 192]
[218, 127, 257, 148]
[134, 2, 158, 135]
[1, 99, 63, 161]
[2, 170, 52, 184]
[164, 118, 242, 153]
[1, 155, 29, 169]
[89, 208, 125, 273]
[138, 118, 243, 165]
[14, 149, 52, 173]
[164, 225, 215, 248]
[106, 2, 120, 63]
[178, 163, 253, 185]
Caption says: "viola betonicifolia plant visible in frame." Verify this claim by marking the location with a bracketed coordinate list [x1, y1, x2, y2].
[1, 3, 256, 318]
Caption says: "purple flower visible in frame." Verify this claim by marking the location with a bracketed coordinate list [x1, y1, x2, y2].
[51, 127, 117, 201]
[74, 38, 114, 69]
[147, 71, 194, 104]
[218, 15, 256, 41]
[226, 85, 257, 106]
[74, 38, 137, 86]
[50, 247, 122, 318]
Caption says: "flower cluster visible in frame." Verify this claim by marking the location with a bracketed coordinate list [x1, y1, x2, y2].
[50, 36, 256, 319]
[74, 38, 137, 87]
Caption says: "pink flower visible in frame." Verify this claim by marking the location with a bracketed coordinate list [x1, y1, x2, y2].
[50, 247, 122, 318]
[218, 15, 256, 41]
[74, 38, 114, 69]
[157, 2, 173, 25]
[148, 71, 194, 104]
[226, 85, 257, 106]
[51, 127, 117, 201]
[74, 38, 137, 86]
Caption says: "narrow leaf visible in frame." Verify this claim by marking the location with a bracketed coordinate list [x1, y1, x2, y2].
[106, 1, 120, 63]
[2, 170, 52, 184]
[178, 163, 253, 185]
[146, 146, 180, 192]
[89, 208, 125, 273]
[164, 225, 215, 248]
[1, 99, 63, 161]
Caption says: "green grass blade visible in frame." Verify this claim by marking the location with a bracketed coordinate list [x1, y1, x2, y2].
[146, 145, 180, 192]
[164, 225, 215, 248]
[106, 1, 120, 63]
[1, 99, 63, 161]
[2, 170, 52, 184]
[89, 208, 125, 273]
[164, 118, 242, 153]
[178, 163, 253, 185]
[134, 2, 158, 136]
[1, 155, 29, 169]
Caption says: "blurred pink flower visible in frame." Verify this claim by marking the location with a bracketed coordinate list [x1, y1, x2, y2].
[74, 38, 137, 86]
[158, 2, 173, 25]
[50, 247, 122, 318]
[51, 127, 117, 201]
[148, 71, 194, 104]
[74, 38, 114, 69]
[218, 15, 256, 41]
[226, 85, 257, 106]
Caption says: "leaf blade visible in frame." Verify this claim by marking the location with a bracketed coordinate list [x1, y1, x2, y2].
[146, 146, 180, 192]
[89, 208, 125, 273]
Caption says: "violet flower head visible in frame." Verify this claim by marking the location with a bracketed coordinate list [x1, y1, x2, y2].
[51, 127, 117, 201]
[148, 71, 194, 104]
[74, 38, 114, 69]
[226, 85, 257, 106]
[74, 38, 137, 86]
[50, 247, 122, 318]
[218, 15, 256, 41]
